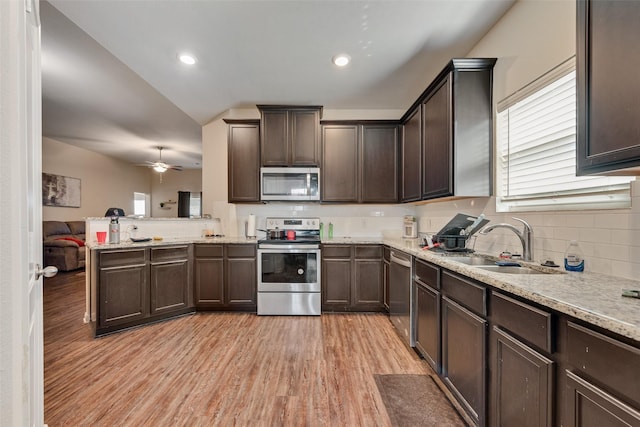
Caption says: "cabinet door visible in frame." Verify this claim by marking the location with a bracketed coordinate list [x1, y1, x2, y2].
[321, 125, 359, 202]
[290, 109, 320, 166]
[383, 259, 390, 310]
[442, 296, 486, 426]
[577, 1, 640, 174]
[361, 125, 398, 203]
[194, 257, 224, 307]
[322, 258, 351, 310]
[99, 264, 148, 327]
[261, 109, 289, 166]
[353, 259, 383, 310]
[492, 327, 553, 427]
[401, 107, 422, 202]
[415, 281, 440, 373]
[150, 259, 190, 315]
[565, 370, 640, 427]
[228, 122, 260, 202]
[226, 257, 256, 307]
[422, 75, 453, 199]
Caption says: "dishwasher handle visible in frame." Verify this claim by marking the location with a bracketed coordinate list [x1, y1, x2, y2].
[390, 252, 412, 268]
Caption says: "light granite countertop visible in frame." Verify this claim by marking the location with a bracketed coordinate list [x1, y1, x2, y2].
[88, 235, 640, 342]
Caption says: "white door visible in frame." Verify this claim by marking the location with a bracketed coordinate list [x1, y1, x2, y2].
[0, 0, 51, 425]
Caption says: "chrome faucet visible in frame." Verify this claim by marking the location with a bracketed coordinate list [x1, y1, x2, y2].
[479, 217, 534, 261]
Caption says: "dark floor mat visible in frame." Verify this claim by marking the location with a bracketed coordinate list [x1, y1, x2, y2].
[374, 374, 467, 427]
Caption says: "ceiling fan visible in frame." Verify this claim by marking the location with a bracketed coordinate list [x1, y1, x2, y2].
[145, 146, 182, 173]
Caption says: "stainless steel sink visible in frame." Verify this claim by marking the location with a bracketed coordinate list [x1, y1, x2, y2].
[473, 265, 549, 275]
[446, 256, 497, 266]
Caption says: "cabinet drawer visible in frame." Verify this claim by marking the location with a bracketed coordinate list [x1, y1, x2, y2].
[492, 292, 553, 353]
[151, 245, 189, 262]
[322, 245, 351, 258]
[99, 249, 146, 268]
[355, 245, 382, 259]
[567, 321, 640, 405]
[226, 244, 256, 258]
[441, 271, 486, 316]
[415, 258, 439, 289]
[195, 244, 224, 258]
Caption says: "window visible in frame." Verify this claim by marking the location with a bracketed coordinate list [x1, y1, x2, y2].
[133, 192, 149, 217]
[496, 57, 633, 212]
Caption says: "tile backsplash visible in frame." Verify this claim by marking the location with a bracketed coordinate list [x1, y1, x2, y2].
[414, 182, 640, 281]
[228, 181, 639, 281]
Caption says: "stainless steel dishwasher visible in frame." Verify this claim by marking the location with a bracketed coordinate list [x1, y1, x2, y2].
[389, 250, 414, 347]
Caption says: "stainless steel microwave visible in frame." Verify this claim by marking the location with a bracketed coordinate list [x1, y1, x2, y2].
[260, 167, 320, 201]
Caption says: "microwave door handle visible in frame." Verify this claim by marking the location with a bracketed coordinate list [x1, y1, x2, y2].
[306, 173, 310, 196]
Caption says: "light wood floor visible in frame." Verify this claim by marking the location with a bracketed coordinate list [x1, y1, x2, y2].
[44, 270, 450, 426]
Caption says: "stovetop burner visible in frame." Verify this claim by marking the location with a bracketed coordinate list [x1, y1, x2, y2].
[258, 217, 321, 245]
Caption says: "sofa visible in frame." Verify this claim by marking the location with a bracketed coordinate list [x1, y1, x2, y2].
[43, 221, 86, 272]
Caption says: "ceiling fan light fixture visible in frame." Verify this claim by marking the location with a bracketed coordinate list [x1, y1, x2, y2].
[178, 53, 197, 65]
[153, 163, 168, 173]
[332, 54, 351, 67]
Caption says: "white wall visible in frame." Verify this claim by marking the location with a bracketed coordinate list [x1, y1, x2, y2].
[42, 137, 151, 220]
[150, 168, 202, 218]
[43, 137, 202, 220]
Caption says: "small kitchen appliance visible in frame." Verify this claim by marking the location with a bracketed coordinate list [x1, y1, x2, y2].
[403, 215, 418, 239]
[260, 167, 320, 201]
[108, 217, 120, 244]
[257, 217, 321, 315]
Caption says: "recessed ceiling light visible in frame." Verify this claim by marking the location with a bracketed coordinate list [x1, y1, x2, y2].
[332, 54, 351, 67]
[178, 53, 197, 65]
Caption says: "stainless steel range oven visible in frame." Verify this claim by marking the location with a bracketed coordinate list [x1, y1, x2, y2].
[257, 217, 321, 316]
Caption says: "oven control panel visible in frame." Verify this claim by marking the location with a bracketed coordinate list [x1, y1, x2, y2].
[266, 217, 320, 230]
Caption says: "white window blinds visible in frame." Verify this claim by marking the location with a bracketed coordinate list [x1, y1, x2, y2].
[496, 58, 633, 212]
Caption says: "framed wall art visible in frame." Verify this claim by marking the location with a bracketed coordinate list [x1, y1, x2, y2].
[42, 173, 81, 207]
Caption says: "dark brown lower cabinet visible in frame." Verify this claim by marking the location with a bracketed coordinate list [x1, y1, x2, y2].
[150, 245, 191, 315]
[442, 295, 487, 426]
[414, 258, 441, 372]
[194, 244, 256, 310]
[99, 262, 148, 328]
[491, 327, 554, 427]
[194, 244, 224, 307]
[321, 244, 384, 312]
[415, 281, 440, 373]
[383, 247, 390, 310]
[564, 370, 640, 427]
[226, 244, 257, 308]
[95, 246, 192, 336]
[353, 245, 383, 309]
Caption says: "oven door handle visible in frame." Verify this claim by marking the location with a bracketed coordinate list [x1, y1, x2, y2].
[258, 244, 320, 251]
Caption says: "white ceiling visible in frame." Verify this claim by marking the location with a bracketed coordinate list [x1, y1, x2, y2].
[41, 0, 516, 169]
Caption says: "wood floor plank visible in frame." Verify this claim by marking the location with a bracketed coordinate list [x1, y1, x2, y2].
[44, 270, 451, 426]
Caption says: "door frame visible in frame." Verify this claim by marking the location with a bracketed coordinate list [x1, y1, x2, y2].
[0, 0, 44, 425]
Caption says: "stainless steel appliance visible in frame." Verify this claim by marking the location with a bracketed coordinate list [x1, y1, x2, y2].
[257, 217, 321, 315]
[260, 167, 320, 201]
[389, 249, 414, 347]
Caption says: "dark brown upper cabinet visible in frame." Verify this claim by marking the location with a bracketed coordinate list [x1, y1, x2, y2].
[321, 124, 359, 202]
[577, 0, 640, 175]
[321, 121, 399, 203]
[400, 106, 422, 202]
[258, 105, 322, 167]
[224, 119, 261, 203]
[401, 58, 496, 201]
[422, 76, 453, 199]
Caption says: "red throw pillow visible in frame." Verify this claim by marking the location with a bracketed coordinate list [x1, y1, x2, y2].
[55, 237, 85, 247]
